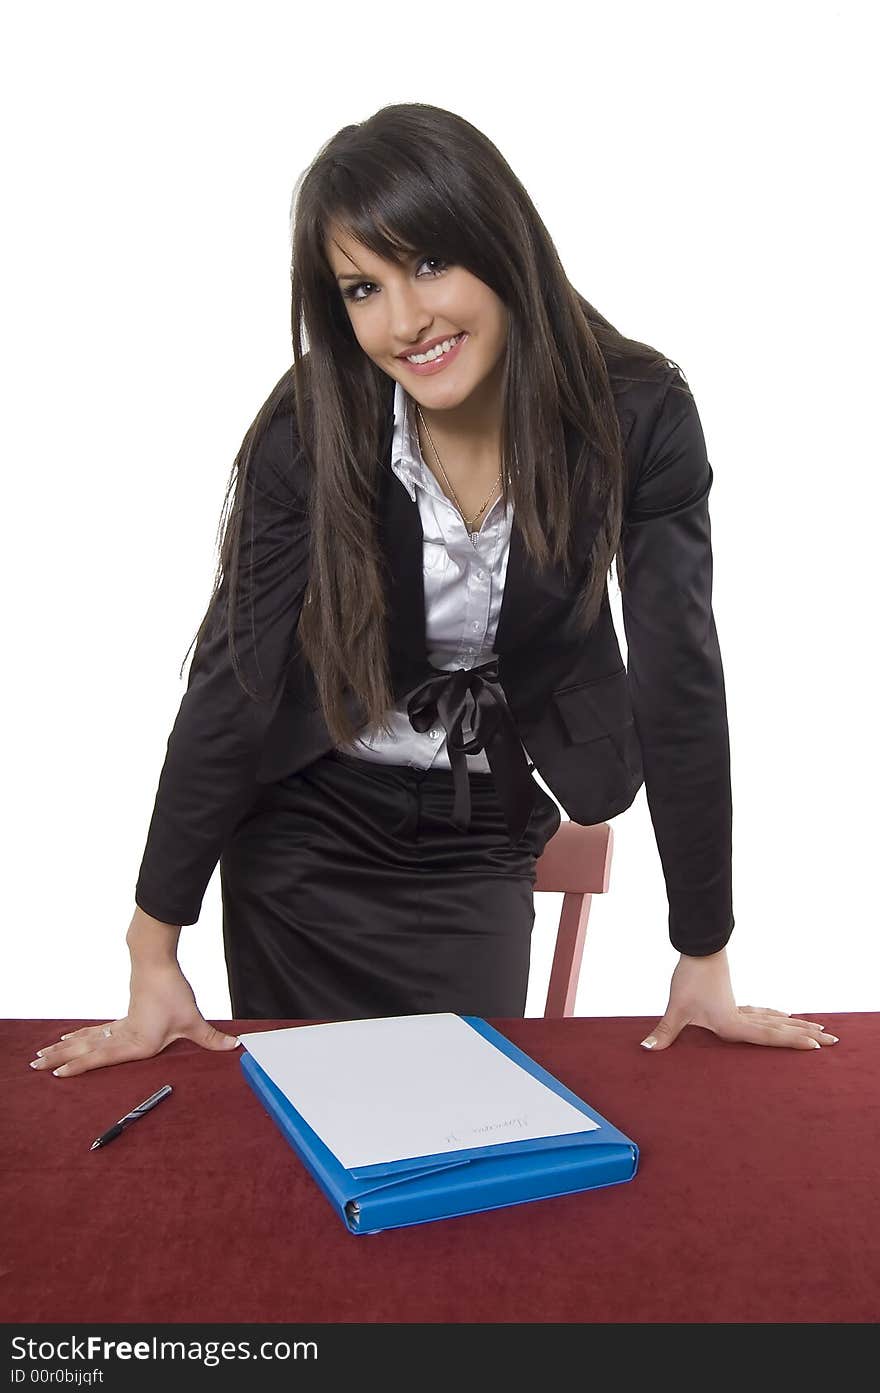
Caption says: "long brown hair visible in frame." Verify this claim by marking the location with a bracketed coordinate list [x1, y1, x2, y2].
[183, 102, 683, 746]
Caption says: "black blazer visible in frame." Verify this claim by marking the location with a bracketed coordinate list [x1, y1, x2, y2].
[135, 361, 734, 957]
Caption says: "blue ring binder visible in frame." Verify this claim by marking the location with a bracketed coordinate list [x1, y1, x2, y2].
[240, 1016, 639, 1235]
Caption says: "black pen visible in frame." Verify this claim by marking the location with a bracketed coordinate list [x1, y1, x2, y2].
[89, 1084, 173, 1151]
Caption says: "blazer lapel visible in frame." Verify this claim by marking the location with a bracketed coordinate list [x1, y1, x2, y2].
[494, 418, 603, 656]
[375, 388, 430, 695]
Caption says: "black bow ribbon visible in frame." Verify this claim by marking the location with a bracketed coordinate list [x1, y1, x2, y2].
[406, 659, 536, 844]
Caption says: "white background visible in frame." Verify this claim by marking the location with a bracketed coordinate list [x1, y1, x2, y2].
[4, 0, 877, 1025]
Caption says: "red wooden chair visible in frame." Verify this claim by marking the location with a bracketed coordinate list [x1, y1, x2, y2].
[533, 820, 614, 1018]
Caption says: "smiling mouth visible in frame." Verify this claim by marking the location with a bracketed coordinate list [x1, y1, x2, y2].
[398, 332, 469, 374]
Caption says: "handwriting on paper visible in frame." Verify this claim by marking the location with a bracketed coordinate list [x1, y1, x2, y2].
[445, 1115, 528, 1144]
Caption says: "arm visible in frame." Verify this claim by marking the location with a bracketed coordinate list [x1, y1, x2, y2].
[30, 414, 311, 1074]
[620, 366, 733, 956]
[29, 410, 316, 1077]
[622, 369, 838, 1052]
[134, 409, 311, 926]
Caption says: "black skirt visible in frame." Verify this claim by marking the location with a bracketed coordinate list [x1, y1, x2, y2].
[219, 749, 562, 1021]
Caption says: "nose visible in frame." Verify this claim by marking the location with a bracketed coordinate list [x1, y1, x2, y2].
[387, 279, 432, 349]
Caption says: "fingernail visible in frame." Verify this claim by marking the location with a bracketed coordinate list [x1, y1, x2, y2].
[28, 1060, 41, 1069]
[809, 1040, 821, 1049]
[52, 1066, 68, 1076]
[35, 1050, 44, 1057]
[640, 1037, 657, 1050]
[825, 1034, 839, 1043]
[60, 1034, 71, 1040]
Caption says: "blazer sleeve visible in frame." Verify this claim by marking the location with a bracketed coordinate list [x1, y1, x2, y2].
[134, 412, 311, 927]
[620, 368, 734, 956]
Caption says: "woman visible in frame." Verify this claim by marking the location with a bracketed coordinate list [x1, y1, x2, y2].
[31, 103, 836, 1078]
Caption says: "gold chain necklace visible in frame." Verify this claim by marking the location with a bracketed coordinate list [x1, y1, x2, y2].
[416, 404, 502, 548]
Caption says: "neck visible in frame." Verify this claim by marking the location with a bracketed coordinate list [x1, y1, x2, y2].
[412, 357, 504, 472]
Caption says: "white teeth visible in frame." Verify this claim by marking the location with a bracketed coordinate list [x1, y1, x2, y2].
[406, 333, 463, 364]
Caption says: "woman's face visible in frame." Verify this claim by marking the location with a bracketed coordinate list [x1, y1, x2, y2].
[324, 224, 509, 413]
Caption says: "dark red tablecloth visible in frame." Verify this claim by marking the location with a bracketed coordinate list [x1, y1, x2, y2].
[3, 1014, 878, 1324]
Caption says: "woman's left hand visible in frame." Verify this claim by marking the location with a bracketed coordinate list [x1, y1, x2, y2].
[639, 947, 840, 1051]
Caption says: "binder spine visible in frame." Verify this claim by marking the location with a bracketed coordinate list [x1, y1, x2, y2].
[354, 1143, 637, 1234]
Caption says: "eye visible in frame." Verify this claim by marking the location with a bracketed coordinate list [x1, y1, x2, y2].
[342, 280, 377, 303]
[342, 256, 450, 304]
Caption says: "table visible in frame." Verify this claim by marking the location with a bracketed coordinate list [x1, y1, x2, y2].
[3, 1014, 878, 1324]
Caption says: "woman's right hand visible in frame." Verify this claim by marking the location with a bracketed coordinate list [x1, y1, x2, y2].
[28, 959, 240, 1078]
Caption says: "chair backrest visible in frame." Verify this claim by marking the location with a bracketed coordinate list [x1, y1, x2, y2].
[533, 821, 614, 1018]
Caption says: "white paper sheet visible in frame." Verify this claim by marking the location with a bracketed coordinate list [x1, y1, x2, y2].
[238, 1012, 599, 1169]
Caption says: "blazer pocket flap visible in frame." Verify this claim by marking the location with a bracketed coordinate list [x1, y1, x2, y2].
[553, 668, 634, 744]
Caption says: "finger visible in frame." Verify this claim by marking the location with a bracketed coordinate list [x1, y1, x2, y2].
[640, 1015, 686, 1051]
[785, 1016, 827, 1033]
[29, 1039, 105, 1073]
[50, 1033, 152, 1077]
[745, 1017, 839, 1046]
[30, 1031, 140, 1077]
[739, 1006, 793, 1018]
[195, 1022, 241, 1052]
[30, 1023, 119, 1070]
[738, 1007, 827, 1033]
[34, 1022, 117, 1051]
[723, 1020, 827, 1049]
[754, 1014, 828, 1034]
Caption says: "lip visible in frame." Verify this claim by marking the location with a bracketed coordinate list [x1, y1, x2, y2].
[398, 332, 468, 376]
[397, 332, 464, 359]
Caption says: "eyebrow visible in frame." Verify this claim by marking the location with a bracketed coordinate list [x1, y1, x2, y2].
[335, 272, 367, 282]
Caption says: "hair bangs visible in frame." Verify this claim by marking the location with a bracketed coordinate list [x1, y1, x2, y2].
[316, 157, 478, 281]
